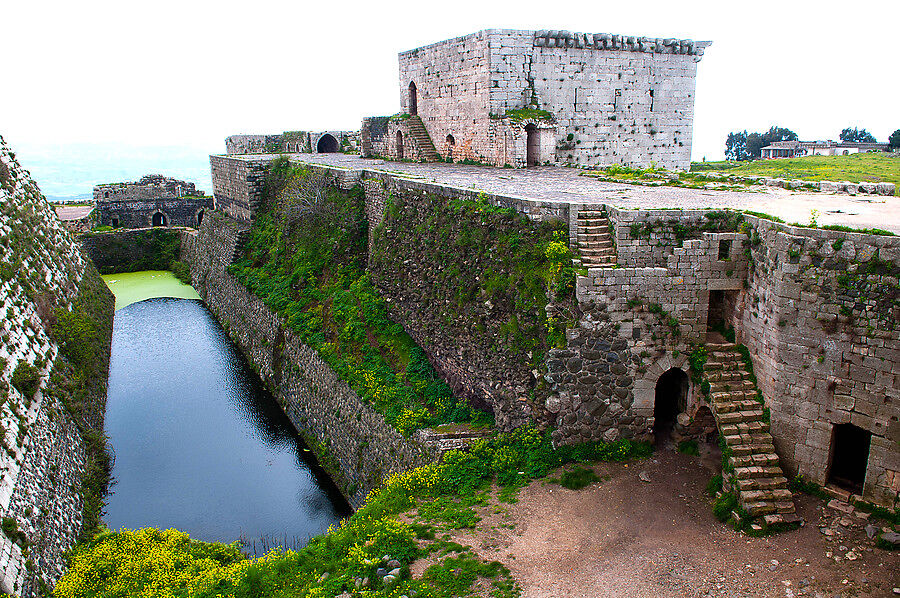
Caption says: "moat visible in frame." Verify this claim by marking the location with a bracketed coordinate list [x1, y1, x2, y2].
[103, 273, 349, 551]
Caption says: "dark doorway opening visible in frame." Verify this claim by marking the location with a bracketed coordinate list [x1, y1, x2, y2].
[197, 210, 205, 226]
[409, 82, 418, 116]
[525, 124, 538, 166]
[828, 423, 871, 494]
[317, 134, 339, 153]
[112, 217, 119, 228]
[396, 131, 404, 159]
[151, 212, 167, 227]
[654, 368, 688, 442]
[708, 290, 725, 330]
[446, 134, 455, 161]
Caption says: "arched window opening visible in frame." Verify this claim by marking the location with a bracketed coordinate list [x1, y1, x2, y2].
[317, 134, 339, 153]
[197, 209, 205, 226]
[152, 212, 167, 227]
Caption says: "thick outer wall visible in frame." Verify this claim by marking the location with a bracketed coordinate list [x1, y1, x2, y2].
[736, 218, 900, 506]
[181, 213, 435, 509]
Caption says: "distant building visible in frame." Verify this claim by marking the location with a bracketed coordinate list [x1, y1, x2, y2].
[94, 174, 213, 229]
[761, 140, 891, 159]
[53, 205, 94, 233]
[225, 131, 359, 155]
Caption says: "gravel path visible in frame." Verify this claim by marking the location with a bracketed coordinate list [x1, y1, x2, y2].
[272, 154, 900, 234]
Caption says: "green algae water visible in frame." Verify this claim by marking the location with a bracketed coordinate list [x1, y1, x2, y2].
[102, 270, 200, 310]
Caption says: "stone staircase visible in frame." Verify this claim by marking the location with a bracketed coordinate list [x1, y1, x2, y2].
[576, 209, 617, 268]
[406, 116, 441, 162]
[230, 229, 250, 265]
[705, 342, 800, 526]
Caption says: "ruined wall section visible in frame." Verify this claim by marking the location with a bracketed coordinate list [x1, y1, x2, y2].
[738, 218, 899, 506]
[0, 136, 114, 597]
[209, 155, 270, 222]
[183, 214, 434, 509]
[548, 229, 748, 444]
[397, 31, 492, 163]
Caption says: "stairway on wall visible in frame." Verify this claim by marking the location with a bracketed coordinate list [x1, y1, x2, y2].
[705, 342, 801, 526]
[406, 116, 441, 162]
[230, 229, 250, 265]
[576, 209, 617, 268]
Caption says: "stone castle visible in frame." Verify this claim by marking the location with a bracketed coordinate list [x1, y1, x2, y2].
[210, 29, 898, 521]
[94, 174, 213, 229]
[361, 29, 709, 169]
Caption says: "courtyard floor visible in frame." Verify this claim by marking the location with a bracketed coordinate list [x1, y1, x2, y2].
[263, 153, 900, 234]
[414, 448, 899, 598]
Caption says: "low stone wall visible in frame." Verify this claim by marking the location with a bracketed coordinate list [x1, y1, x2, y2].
[182, 213, 435, 509]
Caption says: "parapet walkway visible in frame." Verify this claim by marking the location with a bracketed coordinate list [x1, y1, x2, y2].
[259, 153, 900, 234]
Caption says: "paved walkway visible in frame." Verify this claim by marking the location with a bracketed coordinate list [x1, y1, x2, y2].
[233, 153, 900, 234]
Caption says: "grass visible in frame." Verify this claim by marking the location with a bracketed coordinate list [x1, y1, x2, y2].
[55, 428, 652, 598]
[691, 153, 900, 195]
[555, 466, 601, 490]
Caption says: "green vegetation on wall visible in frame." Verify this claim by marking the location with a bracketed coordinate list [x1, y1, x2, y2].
[229, 163, 491, 434]
[80, 229, 183, 274]
[370, 191, 575, 372]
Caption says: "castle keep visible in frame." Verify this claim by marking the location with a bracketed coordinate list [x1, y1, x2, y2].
[94, 174, 212, 228]
[360, 29, 709, 169]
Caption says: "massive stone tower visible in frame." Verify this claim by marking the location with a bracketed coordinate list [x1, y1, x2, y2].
[362, 29, 710, 170]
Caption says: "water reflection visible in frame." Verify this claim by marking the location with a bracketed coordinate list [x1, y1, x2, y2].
[104, 297, 349, 551]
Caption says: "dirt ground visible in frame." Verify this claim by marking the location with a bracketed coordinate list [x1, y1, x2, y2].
[429, 447, 899, 598]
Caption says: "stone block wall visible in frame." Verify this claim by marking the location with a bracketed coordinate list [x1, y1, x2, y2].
[96, 196, 212, 229]
[0, 136, 114, 597]
[737, 217, 899, 506]
[226, 131, 360, 155]
[549, 225, 749, 445]
[393, 29, 706, 170]
[209, 155, 269, 222]
[182, 213, 435, 509]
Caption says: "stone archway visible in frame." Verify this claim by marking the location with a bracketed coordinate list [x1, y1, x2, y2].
[409, 81, 418, 116]
[525, 123, 538, 166]
[197, 209, 205, 227]
[316, 134, 339, 153]
[654, 367, 689, 441]
[151, 212, 167, 227]
[632, 353, 694, 437]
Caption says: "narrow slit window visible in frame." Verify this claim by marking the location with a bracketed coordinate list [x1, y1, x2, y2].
[718, 239, 732, 260]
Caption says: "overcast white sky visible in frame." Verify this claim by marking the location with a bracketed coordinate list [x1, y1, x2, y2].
[2, 0, 897, 164]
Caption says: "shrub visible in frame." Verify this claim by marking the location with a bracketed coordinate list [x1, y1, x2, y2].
[11, 361, 40, 398]
[705, 475, 723, 496]
[557, 466, 600, 490]
[170, 260, 191, 285]
[712, 492, 738, 522]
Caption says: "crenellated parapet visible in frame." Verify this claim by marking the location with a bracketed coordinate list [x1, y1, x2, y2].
[533, 30, 710, 61]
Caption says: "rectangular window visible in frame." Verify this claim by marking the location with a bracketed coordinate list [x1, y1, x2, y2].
[718, 239, 732, 261]
[613, 89, 622, 111]
[649, 89, 655, 112]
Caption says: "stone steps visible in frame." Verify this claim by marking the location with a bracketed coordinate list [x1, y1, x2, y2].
[406, 116, 441, 162]
[576, 210, 617, 268]
[705, 342, 799, 522]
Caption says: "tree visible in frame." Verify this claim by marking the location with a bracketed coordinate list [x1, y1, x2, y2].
[890, 129, 900, 149]
[839, 127, 876, 143]
[725, 131, 749, 161]
[744, 126, 798, 159]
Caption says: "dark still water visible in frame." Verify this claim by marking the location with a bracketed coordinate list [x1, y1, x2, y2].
[105, 297, 350, 550]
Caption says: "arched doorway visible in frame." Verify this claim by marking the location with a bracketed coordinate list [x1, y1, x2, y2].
[111, 217, 119, 228]
[197, 209, 205, 226]
[151, 212, 167, 227]
[654, 367, 688, 441]
[396, 131, 404, 159]
[446, 134, 455, 161]
[408, 82, 418, 116]
[317, 134, 339, 153]
[525, 124, 538, 166]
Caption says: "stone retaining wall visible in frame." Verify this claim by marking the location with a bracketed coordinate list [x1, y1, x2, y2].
[182, 213, 435, 509]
